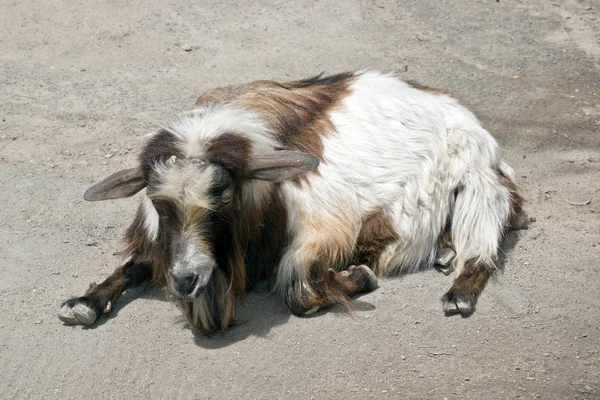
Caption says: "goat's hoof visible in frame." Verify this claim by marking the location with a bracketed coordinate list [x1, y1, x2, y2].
[441, 289, 475, 316]
[434, 248, 455, 275]
[303, 306, 321, 315]
[349, 264, 378, 291]
[435, 264, 454, 276]
[57, 297, 102, 325]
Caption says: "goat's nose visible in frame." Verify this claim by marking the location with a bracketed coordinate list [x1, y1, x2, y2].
[173, 273, 199, 297]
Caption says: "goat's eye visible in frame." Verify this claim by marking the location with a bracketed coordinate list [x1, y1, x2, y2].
[221, 187, 233, 204]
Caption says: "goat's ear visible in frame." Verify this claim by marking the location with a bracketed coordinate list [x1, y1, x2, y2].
[244, 151, 320, 182]
[83, 167, 146, 201]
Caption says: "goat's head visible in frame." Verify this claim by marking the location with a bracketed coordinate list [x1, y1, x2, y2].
[82, 132, 319, 302]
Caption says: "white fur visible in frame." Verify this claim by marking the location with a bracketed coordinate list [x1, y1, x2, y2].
[141, 193, 160, 243]
[150, 159, 217, 208]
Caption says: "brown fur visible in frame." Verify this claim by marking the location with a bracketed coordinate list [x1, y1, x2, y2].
[205, 132, 252, 174]
[446, 260, 490, 299]
[82, 263, 132, 304]
[242, 185, 289, 286]
[226, 230, 248, 300]
[352, 208, 399, 272]
[139, 128, 185, 179]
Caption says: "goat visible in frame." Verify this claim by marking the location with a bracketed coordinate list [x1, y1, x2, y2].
[58, 70, 524, 334]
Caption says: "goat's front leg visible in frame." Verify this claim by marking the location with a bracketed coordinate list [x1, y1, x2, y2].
[58, 259, 152, 325]
[285, 264, 378, 316]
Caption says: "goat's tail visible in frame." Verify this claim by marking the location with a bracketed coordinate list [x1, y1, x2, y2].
[449, 153, 523, 275]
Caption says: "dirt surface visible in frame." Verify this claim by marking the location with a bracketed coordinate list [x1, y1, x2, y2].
[1, 1, 599, 399]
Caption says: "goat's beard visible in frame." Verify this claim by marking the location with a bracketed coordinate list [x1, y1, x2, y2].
[176, 268, 236, 334]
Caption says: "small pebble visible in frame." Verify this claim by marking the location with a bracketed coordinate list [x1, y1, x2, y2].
[529, 216, 537, 222]
[400, 355, 406, 360]
[182, 44, 192, 52]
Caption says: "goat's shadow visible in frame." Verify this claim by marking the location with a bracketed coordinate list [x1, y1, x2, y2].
[190, 286, 292, 349]
[190, 286, 377, 349]
[497, 227, 525, 272]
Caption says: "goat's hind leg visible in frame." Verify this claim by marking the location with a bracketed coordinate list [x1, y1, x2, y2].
[286, 264, 378, 316]
[58, 259, 152, 325]
[440, 163, 522, 316]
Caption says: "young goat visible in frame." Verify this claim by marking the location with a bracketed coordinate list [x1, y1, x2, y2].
[58, 70, 524, 334]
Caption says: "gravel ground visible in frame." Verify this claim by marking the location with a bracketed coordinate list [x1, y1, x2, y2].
[1, 1, 599, 399]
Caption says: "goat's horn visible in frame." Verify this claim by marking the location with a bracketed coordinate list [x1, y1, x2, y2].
[167, 155, 177, 166]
